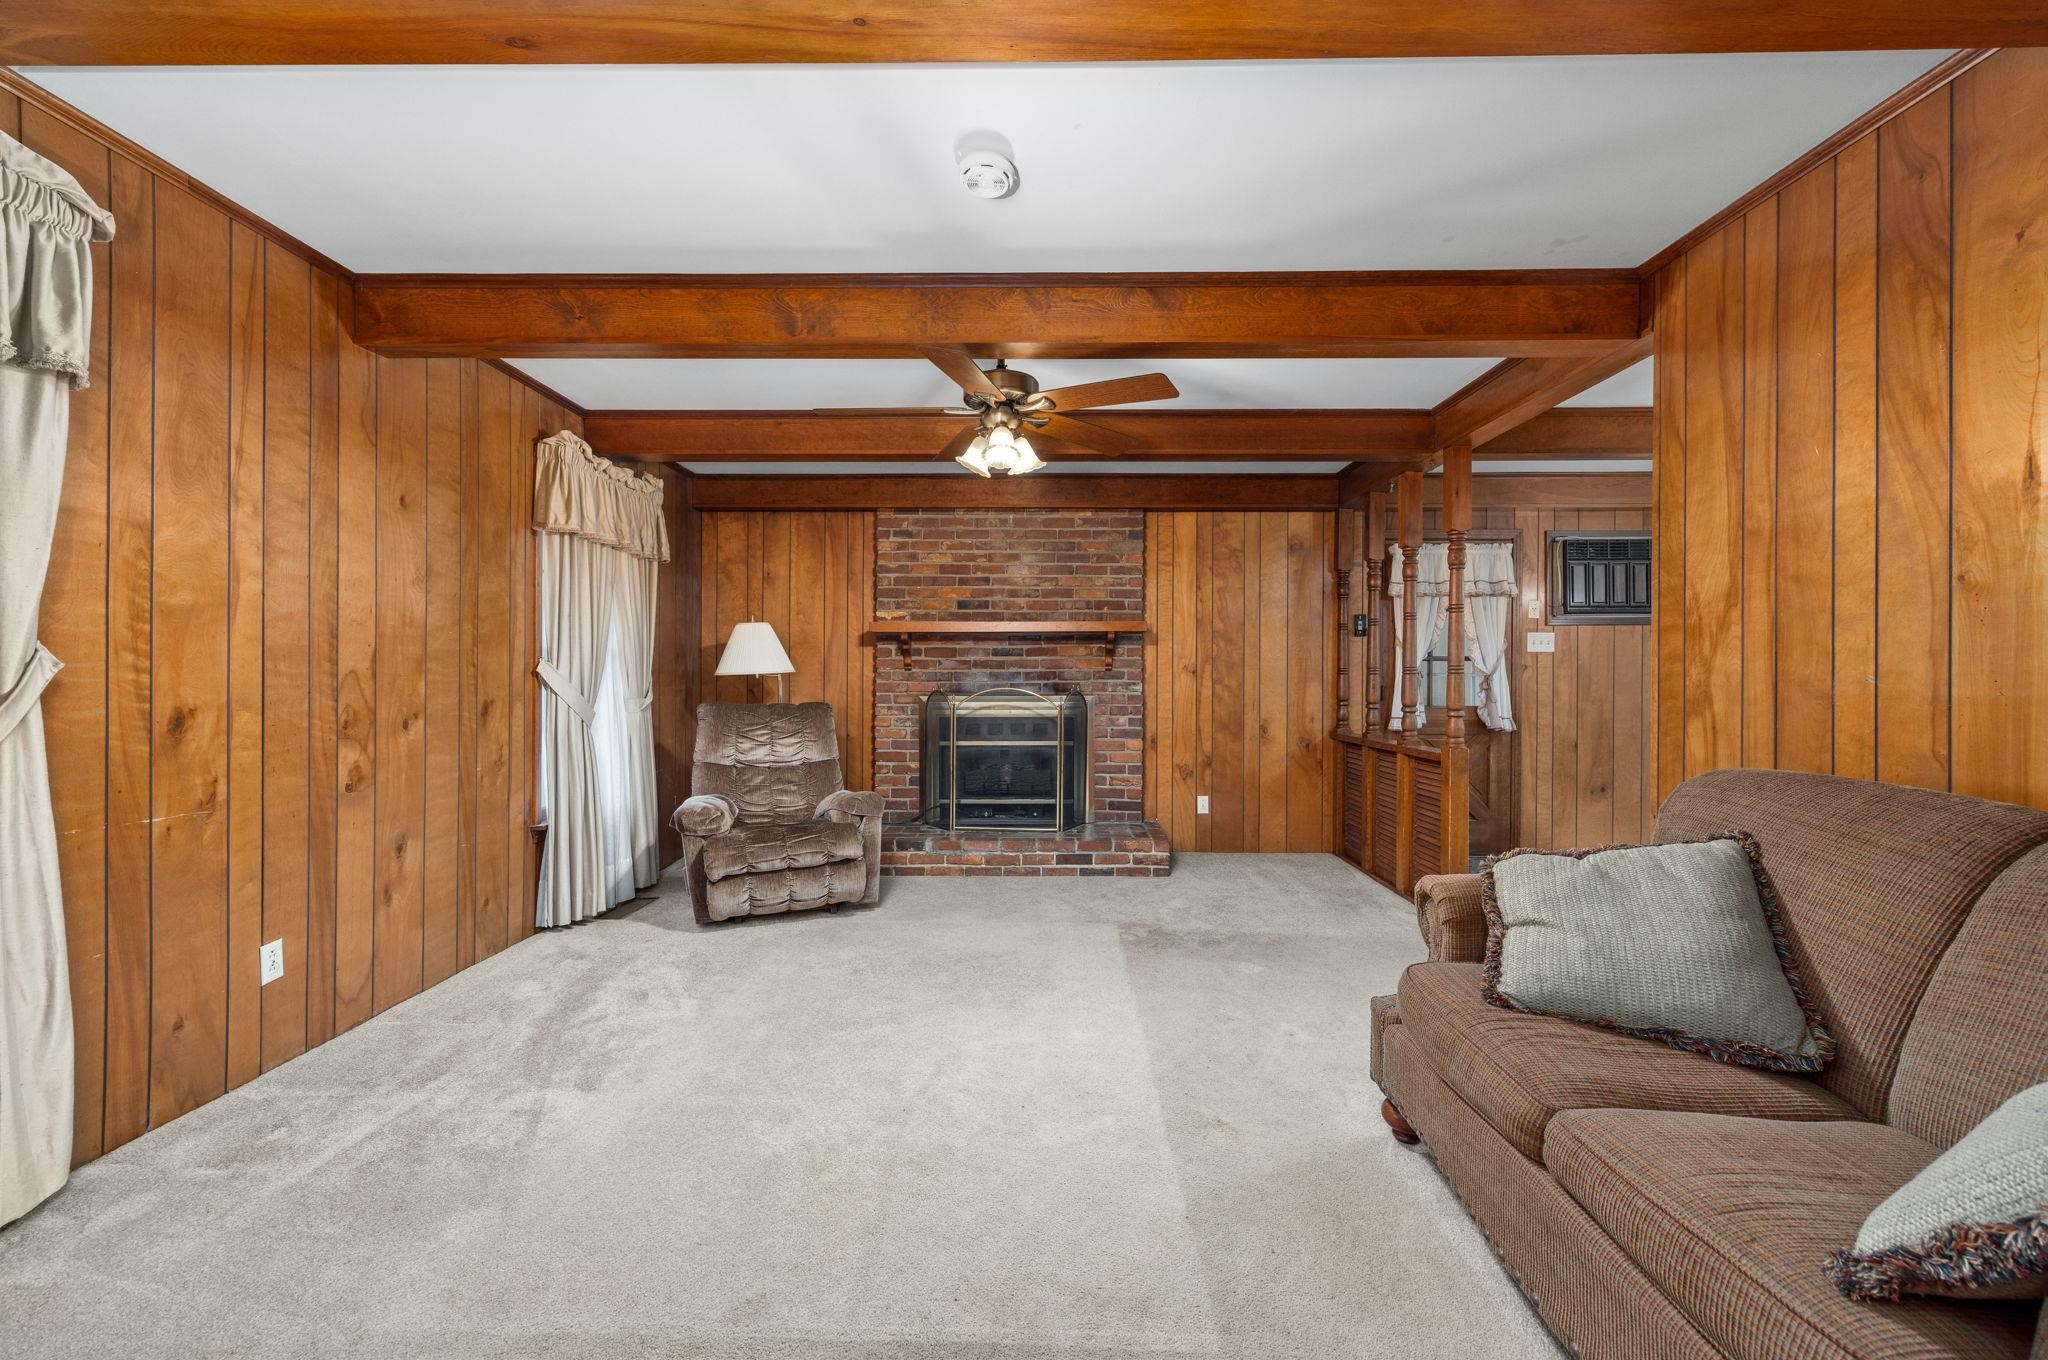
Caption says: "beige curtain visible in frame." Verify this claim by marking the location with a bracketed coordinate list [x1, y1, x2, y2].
[1465, 542, 1517, 731]
[1, 131, 114, 1227]
[1387, 543, 1449, 731]
[533, 432, 668, 928]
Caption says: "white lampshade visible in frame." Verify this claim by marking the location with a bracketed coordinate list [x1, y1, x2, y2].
[714, 620, 795, 677]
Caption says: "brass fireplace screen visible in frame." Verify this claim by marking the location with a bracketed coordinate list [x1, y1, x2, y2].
[921, 687, 1089, 831]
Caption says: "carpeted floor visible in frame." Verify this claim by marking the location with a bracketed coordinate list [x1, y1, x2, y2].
[0, 854, 1560, 1359]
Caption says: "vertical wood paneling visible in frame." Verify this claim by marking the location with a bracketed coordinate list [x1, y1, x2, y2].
[1741, 200, 1779, 770]
[1145, 510, 1335, 852]
[1833, 134, 1881, 781]
[373, 358, 427, 1013]
[101, 154, 154, 1151]
[261, 243, 312, 1071]
[1681, 223, 1744, 779]
[1774, 163, 1838, 774]
[27, 89, 596, 1158]
[1952, 48, 2048, 808]
[1651, 264, 1687, 806]
[1875, 90, 1954, 792]
[147, 183, 233, 1125]
[1652, 49, 2048, 813]
[224, 222, 264, 1091]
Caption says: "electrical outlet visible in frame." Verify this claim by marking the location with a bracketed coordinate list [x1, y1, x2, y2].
[1526, 598, 1543, 621]
[259, 939, 284, 986]
[1196, 795, 1211, 814]
[1526, 631, 1557, 654]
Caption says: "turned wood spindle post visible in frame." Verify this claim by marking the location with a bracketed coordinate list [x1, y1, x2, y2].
[1440, 445, 1473, 875]
[1335, 565, 1352, 730]
[1365, 490, 1386, 736]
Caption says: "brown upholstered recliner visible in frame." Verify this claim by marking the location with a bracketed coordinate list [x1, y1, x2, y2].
[670, 702, 882, 924]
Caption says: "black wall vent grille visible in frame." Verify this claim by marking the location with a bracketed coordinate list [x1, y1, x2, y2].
[1549, 532, 1652, 623]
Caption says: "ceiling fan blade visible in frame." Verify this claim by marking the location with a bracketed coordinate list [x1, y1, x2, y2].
[1035, 412, 1134, 453]
[1034, 373, 1178, 412]
[920, 347, 1005, 400]
[936, 425, 982, 462]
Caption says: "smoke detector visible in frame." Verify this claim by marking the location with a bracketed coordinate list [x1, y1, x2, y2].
[958, 150, 1018, 200]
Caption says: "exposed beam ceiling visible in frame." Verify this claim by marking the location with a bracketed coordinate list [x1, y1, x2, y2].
[0, 3, 2031, 65]
[687, 475, 1339, 512]
[1430, 340, 1654, 450]
[586, 406, 1650, 463]
[348, 272, 1644, 359]
[588, 410, 1435, 462]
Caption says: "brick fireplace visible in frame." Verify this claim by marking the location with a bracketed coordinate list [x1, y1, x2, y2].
[872, 509, 1170, 876]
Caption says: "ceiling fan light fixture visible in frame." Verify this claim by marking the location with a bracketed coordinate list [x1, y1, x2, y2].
[1009, 439, 1045, 475]
[955, 434, 993, 477]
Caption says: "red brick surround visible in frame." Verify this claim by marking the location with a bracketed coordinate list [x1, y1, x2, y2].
[873, 509, 1159, 874]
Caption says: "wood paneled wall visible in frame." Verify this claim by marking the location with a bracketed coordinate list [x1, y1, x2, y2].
[1144, 511, 1337, 851]
[649, 468, 701, 869]
[697, 510, 876, 791]
[13, 87, 581, 1168]
[1651, 48, 2048, 811]
[1343, 482, 1655, 851]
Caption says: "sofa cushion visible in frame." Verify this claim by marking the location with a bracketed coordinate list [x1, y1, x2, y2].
[1484, 835, 1832, 1071]
[1545, 1109, 2038, 1360]
[1655, 770, 2048, 1120]
[700, 818, 864, 883]
[1889, 844, 2048, 1149]
[1397, 961, 1857, 1162]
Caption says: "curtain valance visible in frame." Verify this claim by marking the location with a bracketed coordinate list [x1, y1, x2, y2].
[1, 135, 115, 390]
[533, 431, 670, 563]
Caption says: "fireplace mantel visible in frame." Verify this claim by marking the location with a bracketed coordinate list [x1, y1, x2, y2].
[867, 618, 1148, 671]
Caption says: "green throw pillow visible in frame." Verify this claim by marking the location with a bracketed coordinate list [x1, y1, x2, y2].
[1829, 1081, 2048, 1301]
[1480, 833, 1833, 1071]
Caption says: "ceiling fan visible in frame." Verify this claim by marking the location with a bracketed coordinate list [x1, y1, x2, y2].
[823, 348, 1179, 476]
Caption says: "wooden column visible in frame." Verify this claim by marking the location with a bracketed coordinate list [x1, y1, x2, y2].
[1335, 564, 1351, 730]
[1440, 444, 1473, 876]
[1365, 490, 1386, 735]
[1393, 471, 1424, 893]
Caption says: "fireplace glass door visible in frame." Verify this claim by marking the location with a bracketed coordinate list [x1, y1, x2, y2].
[922, 688, 1088, 830]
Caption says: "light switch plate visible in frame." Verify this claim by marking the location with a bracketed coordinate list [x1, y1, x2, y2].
[259, 939, 284, 986]
[1526, 631, 1557, 654]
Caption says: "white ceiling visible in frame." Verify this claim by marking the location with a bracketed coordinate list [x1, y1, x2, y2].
[27, 52, 1945, 273]
[1560, 358, 1653, 407]
[514, 356, 1502, 410]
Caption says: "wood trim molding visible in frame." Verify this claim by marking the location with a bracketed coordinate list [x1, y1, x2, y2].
[686, 474, 1340, 511]
[349, 271, 1645, 359]
[1638, 48, 1997, 275]
[0, 69, 356, 282]
[1477, 407, 1650, 458]
[3, 7, 2037, 65]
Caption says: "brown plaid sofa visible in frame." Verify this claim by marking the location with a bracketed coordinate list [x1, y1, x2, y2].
[1370, 769, 2048, 1360]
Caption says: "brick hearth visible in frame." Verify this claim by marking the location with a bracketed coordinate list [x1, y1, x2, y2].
[871, 508, 1168, 876]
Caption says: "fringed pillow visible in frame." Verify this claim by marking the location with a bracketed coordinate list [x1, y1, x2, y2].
[1481, 833, 1834, 1072]
[1829, 1082, 2048, 1302]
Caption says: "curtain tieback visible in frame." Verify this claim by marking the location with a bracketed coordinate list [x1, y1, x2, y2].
[535, 658, 596, 726]
[635, 689, 654, 712]
[0, 642, 63, 746]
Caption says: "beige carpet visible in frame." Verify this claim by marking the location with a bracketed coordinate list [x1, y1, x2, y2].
[0, 854, 1561, 1359]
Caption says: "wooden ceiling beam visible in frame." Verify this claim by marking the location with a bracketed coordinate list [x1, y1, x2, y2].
[686, 474, 1339, 511]
[1476, 407, 1651, 459]
[586, 408, 1438, 461]
[3, 4, 2038, 65]
[349, 271, 1643, 359]
[1430, 337, 1652, 451]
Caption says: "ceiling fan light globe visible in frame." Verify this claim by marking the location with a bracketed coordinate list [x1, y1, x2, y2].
[955, 435, 992, 477]
[1009, 437, 1045, 474]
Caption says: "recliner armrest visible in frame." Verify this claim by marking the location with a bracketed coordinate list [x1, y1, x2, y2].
[672, 794, 737, 838]
[1414, 873, 1489, 963]
[816, 789, 884, 823]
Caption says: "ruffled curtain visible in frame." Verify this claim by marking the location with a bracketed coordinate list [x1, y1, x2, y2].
[2, 131, 114, 1227]
[533, 432, 668, 927]
[1464, 542, 1517, 731]
[1387, 543, 1449, 731]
